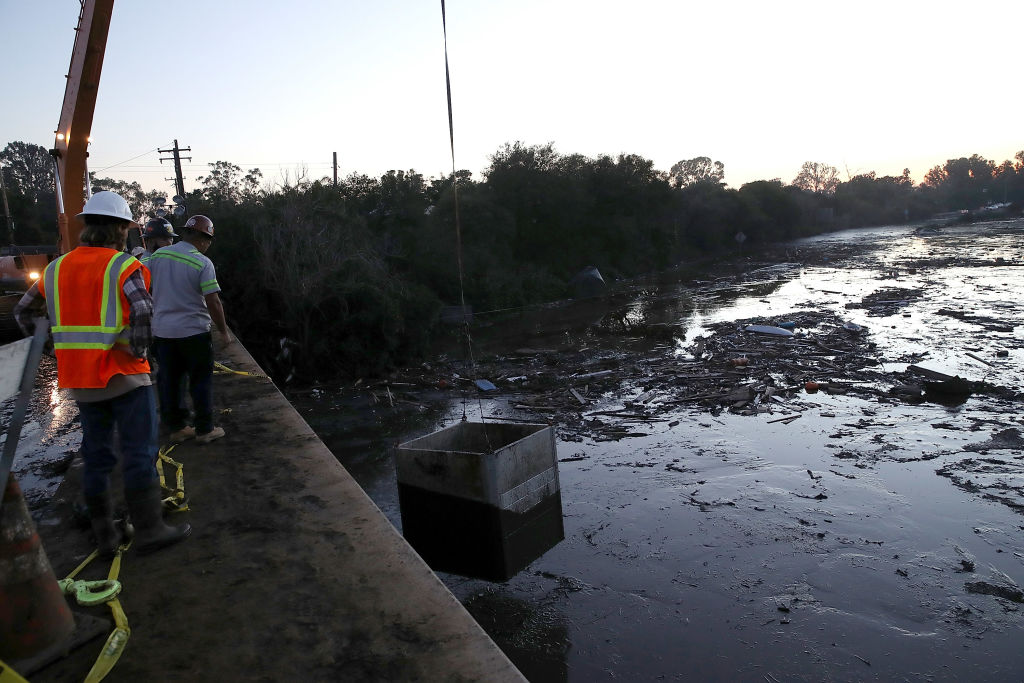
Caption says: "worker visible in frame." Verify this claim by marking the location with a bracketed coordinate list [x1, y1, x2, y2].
[138, 217, 177, 265]
[13, 191, 191, 557]
[139, 216, 189, 418]
[148, 214, 230, 445]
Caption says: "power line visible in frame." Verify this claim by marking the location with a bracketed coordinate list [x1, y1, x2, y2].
[91, 144, 169, 174]
[89, 162, 336, 170]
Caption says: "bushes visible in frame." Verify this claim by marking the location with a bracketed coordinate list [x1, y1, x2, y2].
[207, 184, 443, 379]
[182, 146, 855, 382]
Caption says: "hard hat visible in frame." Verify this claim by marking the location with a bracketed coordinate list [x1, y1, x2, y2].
[143, 217, 177, 239]
[77, 190, 134, 222]
[183, 215, 214, 238]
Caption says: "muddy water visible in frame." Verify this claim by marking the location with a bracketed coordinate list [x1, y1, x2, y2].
[292, 219, 1024, 682]
[8, 219, 1024, 681]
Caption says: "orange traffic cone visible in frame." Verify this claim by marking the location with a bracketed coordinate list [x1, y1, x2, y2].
[0, 474, 74, 660]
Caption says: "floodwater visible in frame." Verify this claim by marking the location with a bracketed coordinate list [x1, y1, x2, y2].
[290, 218, 1024, 682]
[7, 219, 1024, 681]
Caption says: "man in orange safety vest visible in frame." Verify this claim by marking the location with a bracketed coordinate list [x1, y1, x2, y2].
[14, 191, 191, 557]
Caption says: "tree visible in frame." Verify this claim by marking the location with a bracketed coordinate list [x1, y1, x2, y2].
[792, 161, 839, 195]
[669, 156, 724, 189]
[992, 160, 1015, 204]
[241, 168, 264, 199]
[483, 142, 571, 268]
[674, 182, 745, 252]
[1005, 152, 1024, 203]
[426, 169, 472, 205]
[485, 141, 560, 177]
[834, 172, 916, 227]
[737, 180, 801, 241]
[923, 164, 946, 187]
[922, 154, 995, 210]
[90, 175, 166, 220]
[0, 141, 53, 200]
[197, 161, 264, 204]
[1, 141, 57, 243]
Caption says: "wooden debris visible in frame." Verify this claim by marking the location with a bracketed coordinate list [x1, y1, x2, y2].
[907, 365, 959, 382]
[965, 352, 994, 367]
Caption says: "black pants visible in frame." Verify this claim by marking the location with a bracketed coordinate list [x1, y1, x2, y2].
[154, 332, 214, 433]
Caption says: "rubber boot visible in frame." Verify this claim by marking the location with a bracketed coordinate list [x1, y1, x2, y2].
[124, 484, 191, 555]
[84, 490, 121, 559]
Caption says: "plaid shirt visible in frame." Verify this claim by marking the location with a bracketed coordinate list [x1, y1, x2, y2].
[14, 267, 154, 358]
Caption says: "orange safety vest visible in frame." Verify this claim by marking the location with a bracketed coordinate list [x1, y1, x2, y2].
[39, 247, 151, 389]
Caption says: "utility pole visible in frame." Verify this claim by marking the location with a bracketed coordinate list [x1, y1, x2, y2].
[333, 152, 338, 188]
[158, 139, 191, 200]
[0, 167, 14, 240]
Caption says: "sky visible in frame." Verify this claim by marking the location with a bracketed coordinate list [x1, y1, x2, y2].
[2, 0, 1022, 198]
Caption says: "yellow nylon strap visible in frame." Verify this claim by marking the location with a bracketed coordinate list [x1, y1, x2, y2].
[0, 660, 29, 683]
[157, 445, 188, 512]
[66, 550, 98, 581]
[60, 541, 131, 682]
[214, 361, 269, 380]
[83, 598, 130, 683]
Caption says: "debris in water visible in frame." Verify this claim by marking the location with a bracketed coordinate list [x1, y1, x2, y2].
[475, 379, 497, 391]
[743, 324, 794, 337]
[964, 581, 1024, 603]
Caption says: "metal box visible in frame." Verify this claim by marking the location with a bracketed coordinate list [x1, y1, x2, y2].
[396, 421, 564, 581]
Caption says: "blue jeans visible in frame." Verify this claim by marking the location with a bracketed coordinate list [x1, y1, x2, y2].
[77, 385, 159, 497]
[154, 332, 214, 433]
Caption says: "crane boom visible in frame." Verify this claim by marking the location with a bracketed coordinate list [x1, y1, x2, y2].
[52, 0, 115, 253]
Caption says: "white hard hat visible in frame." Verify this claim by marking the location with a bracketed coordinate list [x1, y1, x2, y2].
[77, 191, 134, 222]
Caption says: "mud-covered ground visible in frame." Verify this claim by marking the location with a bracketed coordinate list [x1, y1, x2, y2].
[288, 219, 1024, 682]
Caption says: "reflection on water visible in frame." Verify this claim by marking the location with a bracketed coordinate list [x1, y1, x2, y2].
[470, 220, 1024, 394]
[467, 259, 798, 360]
[1, 357, 80, 516]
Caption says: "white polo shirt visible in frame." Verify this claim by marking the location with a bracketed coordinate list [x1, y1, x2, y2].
[148, 241, 222, 339]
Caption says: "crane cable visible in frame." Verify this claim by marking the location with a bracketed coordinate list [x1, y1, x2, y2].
[441, 0, 465, 317]
[440, 1, 489, 429]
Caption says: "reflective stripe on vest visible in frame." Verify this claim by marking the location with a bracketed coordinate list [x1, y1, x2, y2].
[44, 251, 135, 350]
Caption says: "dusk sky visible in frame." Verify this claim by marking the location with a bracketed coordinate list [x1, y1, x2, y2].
[2, 0, 1021, 197]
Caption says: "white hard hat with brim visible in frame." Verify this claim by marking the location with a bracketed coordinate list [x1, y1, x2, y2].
[77, 191, 135, 222]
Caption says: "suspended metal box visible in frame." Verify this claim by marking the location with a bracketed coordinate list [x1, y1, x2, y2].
[396, 421, 564, 581]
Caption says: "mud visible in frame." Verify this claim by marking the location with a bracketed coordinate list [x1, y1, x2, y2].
[290, 219, 1024, 681]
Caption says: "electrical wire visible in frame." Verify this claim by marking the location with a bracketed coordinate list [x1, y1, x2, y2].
[90, 145, 168, 175]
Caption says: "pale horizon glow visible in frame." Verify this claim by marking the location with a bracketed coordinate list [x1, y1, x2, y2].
[1, 1, 1021, 197]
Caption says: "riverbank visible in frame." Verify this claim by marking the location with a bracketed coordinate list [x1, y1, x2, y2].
[13, 340, 523, 682]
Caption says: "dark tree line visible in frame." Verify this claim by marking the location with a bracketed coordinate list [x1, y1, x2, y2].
[4, 139, 1024, 378]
